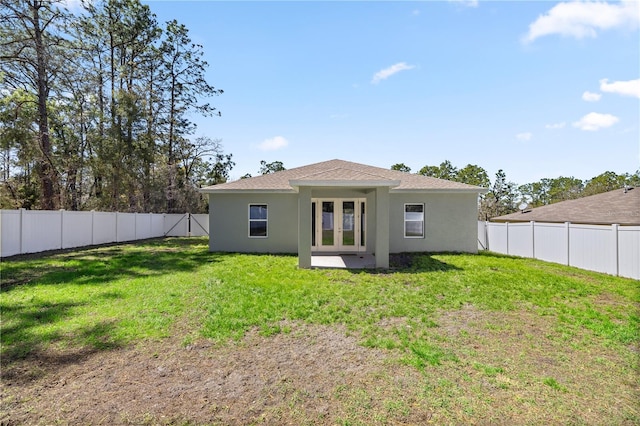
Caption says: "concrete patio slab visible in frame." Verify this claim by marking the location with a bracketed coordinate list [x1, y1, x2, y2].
[311, 253, 376, 269]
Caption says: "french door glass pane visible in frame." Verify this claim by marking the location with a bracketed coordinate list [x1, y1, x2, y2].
[342, 201, 355, 246]
[311, 202, 316, 246]
[360, 202, 365, 246]
[322, 202, 334, 245]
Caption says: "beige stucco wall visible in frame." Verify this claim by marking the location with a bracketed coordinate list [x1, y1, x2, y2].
[389, 192, 479, 253]
[208, 193, 299, 253]
[208, 190, 479, 255]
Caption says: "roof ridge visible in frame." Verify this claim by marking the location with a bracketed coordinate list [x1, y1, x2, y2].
[297, 165, 395, 181]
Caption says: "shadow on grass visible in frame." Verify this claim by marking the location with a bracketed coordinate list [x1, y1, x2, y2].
[0, 298, 124, 375]
[1, 238, 216, 370]
[340, 252, 461, 274]
[390, 253, 463, 272]
[1, 237, 218, 292]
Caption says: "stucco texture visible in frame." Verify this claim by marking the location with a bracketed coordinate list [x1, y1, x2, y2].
[208, 191, 479, 255]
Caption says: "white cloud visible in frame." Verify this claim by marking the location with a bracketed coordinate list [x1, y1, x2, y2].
[599, 78, 640, 98]
[545, 122, 566, 129]
[449, 0, 479, 8]
[516, 132, 533, 141]
[523, 0, 639, 43]
[573, 112, 619, 131]
[371, 62, 416, 85]
[257, 136, 289, 151]
[582, 91, 601, 102]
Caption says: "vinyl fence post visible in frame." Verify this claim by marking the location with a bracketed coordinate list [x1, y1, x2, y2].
[612, 223, 619, 276]
[506, 222, 509, 255]
[91, 210, 95, 245]
[530, 221, 535, 259]
[19, 208, 25, 255]
[60, 209, 65, 250]
[485, 221, 489, 251]
[134, 212, 138, 240]
[565, 222, 571, 266]
[115, 211, 119, 243]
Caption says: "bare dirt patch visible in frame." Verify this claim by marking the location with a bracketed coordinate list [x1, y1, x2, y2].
[2, 311, 638, 425]
[431, 305, 640, 424]
[1, 323, 429, 425]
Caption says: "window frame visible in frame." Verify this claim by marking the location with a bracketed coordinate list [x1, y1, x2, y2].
[248, 203, 268, 238]
[403, 203, 425, 239]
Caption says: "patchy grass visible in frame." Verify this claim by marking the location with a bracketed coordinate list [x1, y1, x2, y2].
[1, 239, 213, 360]
[1, 238, 639, 424]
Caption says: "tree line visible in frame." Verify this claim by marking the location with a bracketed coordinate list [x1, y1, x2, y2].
[2, 1, 636, 217]
[1, 0, 232, 213]
[392, 161, 640, 219]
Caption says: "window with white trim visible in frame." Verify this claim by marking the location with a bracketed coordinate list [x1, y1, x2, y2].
[404, 203, 424, 238]
[249, 204, 268, 237]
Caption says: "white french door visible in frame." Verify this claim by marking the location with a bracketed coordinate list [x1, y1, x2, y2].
[312, 198, 365, 252]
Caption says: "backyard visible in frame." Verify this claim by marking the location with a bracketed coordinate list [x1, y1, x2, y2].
[0, 238, 638, 425]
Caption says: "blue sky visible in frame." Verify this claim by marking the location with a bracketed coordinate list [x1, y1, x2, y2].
[140, 0, 639, 184]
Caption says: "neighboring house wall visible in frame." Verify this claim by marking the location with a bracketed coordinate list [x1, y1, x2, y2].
[208, 193, 299, 253]
[389, 192, 479, 253]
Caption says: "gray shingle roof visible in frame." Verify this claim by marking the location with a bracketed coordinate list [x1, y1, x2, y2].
[491, 188, 640, 226]
[201, 159, 486, 193]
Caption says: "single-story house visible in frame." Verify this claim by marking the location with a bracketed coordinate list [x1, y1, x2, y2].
[492, 187, 640, 226]
[200, 159, 487, 268]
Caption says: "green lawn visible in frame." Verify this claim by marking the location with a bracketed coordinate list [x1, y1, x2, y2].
[1, 237, 638, 424]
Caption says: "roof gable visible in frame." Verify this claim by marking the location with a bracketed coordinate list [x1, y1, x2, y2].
[201, 159, 486, 193]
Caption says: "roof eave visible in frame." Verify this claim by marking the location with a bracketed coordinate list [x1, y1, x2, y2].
[199, 188, 296, 194]
[391, 188, 488, 194]
[200, 186, 487, 194]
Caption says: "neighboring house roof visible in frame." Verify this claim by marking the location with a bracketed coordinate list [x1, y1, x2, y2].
[200, 159, 487, 193]
[491, 188, 640, 226]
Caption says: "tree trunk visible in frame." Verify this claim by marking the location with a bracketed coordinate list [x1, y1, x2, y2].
[32, 1, 56, 209]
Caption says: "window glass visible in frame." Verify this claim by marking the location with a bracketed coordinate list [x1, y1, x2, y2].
[249, 204, 268, 237]
[404, 204, 424, 238]
[405, 221, 424, 238]
[249, 205, 268, 220]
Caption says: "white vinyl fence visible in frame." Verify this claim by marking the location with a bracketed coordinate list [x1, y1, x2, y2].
[0, 209, 209, 258]
[478, 221, 640, 280]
